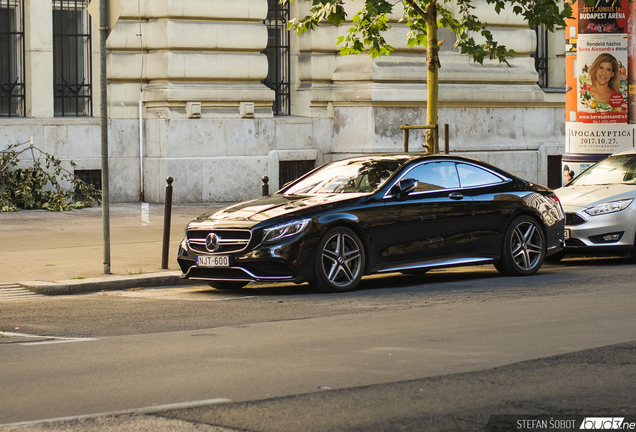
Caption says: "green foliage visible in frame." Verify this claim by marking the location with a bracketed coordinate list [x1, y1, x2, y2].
[285, 0, 575, 64]
[0, 141, 102, 212]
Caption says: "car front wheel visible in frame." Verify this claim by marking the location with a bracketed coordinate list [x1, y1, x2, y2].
[495, 215, 546, 276]
[311, 227, 365, 293]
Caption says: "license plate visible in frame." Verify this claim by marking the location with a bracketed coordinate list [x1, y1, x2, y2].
[564, 229, 570, 240]
[196, 255, 230, 268]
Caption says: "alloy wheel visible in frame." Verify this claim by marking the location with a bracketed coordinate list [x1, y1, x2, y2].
[319, 230, 364, 290]
[510, 221, 544, 271]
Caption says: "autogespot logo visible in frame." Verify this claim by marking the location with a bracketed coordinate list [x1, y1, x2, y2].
[205, 233, 220, 252]
[580, 418, 633, 430]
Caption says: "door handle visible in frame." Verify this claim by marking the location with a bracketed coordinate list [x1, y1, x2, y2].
[449, 192, 464, 200]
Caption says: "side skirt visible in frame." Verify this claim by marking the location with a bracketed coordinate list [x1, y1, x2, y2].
[373, 257, 495, 274]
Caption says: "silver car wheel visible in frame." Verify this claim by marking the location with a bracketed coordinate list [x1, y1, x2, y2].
[495, 215, 546, 276]
[510, 221, 544, 271]
[321, 232, 363, 287]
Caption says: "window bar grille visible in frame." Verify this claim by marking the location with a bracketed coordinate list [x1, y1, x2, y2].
[53, 0, 92, 117]
[532, 25, 549, 88]
[263, 0, 290, 116]
[0, 0, 25, 117]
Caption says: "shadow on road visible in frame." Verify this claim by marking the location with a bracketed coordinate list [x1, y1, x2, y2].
[196, 254, 635, 299]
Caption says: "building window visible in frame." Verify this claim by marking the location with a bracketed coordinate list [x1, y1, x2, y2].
[263, 0, 290, 116]
[279, 160, 315, 189]
[53, 0, 92, 117]
[74, 169, 101, 198]
[532, 24, 549, 88]
[0, 0, 24, 117]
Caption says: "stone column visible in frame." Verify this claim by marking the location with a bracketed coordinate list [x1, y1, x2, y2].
[108, 0, 274, 119]
[25, 0, 53, 118]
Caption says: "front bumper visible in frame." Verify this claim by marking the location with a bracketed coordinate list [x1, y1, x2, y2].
[563, 206, 636, 252]
[177, 234, 317, 284]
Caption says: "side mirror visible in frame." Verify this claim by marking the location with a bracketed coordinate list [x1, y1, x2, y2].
[390, 178, 418, 200]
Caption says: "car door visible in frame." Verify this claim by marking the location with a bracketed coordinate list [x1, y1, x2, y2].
[375, 161, 475, 267]
[455, 162, 513, 254]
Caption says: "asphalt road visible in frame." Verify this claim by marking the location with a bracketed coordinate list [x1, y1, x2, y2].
[1, 258, 635, 432]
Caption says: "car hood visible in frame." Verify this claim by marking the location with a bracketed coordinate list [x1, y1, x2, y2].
[555, 184, 636, 210]
[188, 193, 368, 229]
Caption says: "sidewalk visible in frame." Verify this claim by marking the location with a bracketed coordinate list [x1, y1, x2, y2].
[0, 203, 225, 295]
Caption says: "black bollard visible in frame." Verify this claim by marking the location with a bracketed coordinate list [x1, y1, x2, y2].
[262, 175, 269, 196]
[161, 176, 174, 269]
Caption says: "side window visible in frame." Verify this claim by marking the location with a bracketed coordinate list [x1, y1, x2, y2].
[263, 0, 290, 115]
[405, 162, 459, 191]
[457, 163, 505, 187]
[53, 0, 92, 117]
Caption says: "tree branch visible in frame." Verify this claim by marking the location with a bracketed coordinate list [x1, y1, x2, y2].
[403, 0, 434, 22]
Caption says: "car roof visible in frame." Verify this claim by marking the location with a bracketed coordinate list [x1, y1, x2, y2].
[337, 153, 513, 173]
[612, 148, 636, 156]
[335, 153, 519, 181]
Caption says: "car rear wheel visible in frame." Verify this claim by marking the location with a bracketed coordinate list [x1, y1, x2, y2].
[495, 215, 546, 276]
[311, 227, 365, 293]
[206, 281, 248, 290]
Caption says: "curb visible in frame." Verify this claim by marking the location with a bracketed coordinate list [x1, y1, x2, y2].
[18, 271, 197, 296]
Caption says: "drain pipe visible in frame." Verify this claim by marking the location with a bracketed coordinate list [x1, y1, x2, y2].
[139, 99, 144, 201]
[137, 0, 145, 202]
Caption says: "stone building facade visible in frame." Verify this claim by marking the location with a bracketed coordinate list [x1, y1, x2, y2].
[0, 0, 566, 203]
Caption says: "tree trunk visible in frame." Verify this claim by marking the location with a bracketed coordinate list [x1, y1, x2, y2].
[425, 2, 438, 153]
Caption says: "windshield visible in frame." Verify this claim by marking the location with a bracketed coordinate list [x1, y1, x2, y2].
[569, 155, 636, 186]
[284, 158, 407, 195]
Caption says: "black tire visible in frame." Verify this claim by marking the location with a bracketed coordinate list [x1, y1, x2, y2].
[310, 227, 365, 293]
[206, 281, 248, 290]
[495, 215, 546, 276]
[544, 249, 566, 263]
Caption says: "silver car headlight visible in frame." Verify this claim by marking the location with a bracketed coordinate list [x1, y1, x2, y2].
[584, 199, 633, 216]
[262, 219, 311, 244]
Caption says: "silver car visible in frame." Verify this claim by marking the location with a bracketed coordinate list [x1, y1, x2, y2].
[554, 148, 636, 261]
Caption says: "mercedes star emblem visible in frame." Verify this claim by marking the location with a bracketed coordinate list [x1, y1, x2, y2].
[205, 233, 220, 252]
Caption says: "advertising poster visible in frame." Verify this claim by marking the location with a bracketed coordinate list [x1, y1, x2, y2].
[566, 122, 634, 153]
[578, 0, 626, 34]
[628, 0, 636, 122]
[576, 34, 628, 123]
[563, 0, 635, 185]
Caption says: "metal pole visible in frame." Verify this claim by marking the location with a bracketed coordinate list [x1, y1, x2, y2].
[444, 124, 449, 154]
[100, 0, 111, 274]
[403, 124, 409, 153]
[161, 176, 174, 269]
[262, 176, 270, 196]
[434, 124, 439, 154]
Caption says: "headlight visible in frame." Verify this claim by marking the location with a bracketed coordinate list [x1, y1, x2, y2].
[584, 199, 633, 216]
[262, 219, 311, 244]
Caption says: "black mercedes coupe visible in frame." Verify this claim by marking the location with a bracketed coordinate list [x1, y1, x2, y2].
[177, 154, 565, 292]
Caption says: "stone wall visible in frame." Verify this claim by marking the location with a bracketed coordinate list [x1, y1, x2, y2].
[2, 0, 566, 205]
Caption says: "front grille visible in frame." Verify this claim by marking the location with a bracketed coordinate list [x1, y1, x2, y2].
[187, 230, 251, 254]
[246, 261, 294, 277]
[187, 267, 251, 280]
[565, 212, 586, 226]
[565, 238, 586, 247]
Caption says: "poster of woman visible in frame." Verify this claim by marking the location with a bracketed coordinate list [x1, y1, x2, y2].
[577, 34, 628, 123]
